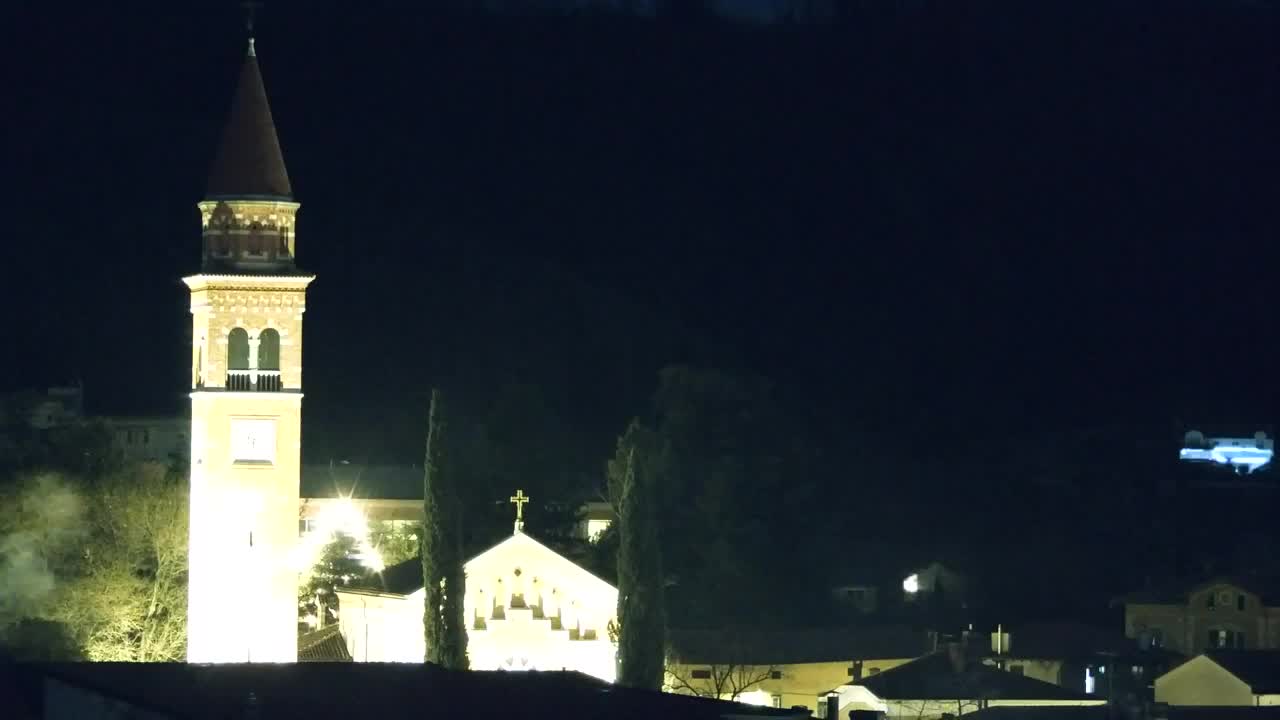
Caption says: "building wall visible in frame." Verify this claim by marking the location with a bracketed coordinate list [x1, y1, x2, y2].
[1125, 582, 1278, 654]
[668, 657, 917, 713]
[1154, 655, 1254, 706]
[337, 533, 619, 682]
[833, 693, 1103, 720]
[104, 416, 188, 463]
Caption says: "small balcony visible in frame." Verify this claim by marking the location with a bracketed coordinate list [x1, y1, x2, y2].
[226, 369, 283, 392]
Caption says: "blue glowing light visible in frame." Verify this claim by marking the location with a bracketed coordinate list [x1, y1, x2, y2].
[1180, 431, 1273, 474]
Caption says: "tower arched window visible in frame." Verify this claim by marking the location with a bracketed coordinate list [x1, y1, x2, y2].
[227, 328, 250, 369]
[258, 329, 280, 370]
[226, 328, 250, 390]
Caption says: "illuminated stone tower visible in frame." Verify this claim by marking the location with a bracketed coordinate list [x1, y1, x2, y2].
[185, 35, 313, 663]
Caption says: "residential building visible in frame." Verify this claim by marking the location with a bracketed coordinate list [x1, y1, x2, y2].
[1154, 651, 1280, 706]
[979, 622, 1181, 699]
[102, 416, 188, 464]
[826, 647, 1106, 720]
[666, 625, 935, 713]
[1118, 578, 1280, 654]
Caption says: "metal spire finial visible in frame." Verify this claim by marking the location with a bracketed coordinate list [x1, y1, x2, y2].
[242, 1, 261, 56]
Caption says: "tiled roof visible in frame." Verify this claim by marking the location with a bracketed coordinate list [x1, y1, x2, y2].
[206, 43, 292, 199]
[850, 650, 1095, 701]
[996, 622, 1133, 659]
[297, 626, 352, 662]
[669, 625, 934, 666]
[12, 663, 807, 720]
[1207, 650, 1280, 694]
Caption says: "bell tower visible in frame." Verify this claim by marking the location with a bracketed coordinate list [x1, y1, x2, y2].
[185, 29, 313, 663]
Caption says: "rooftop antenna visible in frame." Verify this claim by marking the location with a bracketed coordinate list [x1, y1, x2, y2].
[242, 1, 261, 56]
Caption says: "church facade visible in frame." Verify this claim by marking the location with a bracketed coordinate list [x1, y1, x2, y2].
[185, 37, 313, 663]
[337, 526, 620, 682]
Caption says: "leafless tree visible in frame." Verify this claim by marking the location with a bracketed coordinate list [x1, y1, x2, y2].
[666, 655, 780, 702]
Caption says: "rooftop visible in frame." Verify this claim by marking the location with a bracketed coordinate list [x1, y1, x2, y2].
[669, 625, 936, 666]
[6, 662, 806, 720]
[1204, 650, 1280, 694]
[205, 40, 292, 200]
[848, 650, 1096, 701]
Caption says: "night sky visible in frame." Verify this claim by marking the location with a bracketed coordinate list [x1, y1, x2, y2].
[3, 0, 1276, 541]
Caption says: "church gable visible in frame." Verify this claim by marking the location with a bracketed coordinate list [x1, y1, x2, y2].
[460, 532, 618, 677]
[338, 530, 619, 679]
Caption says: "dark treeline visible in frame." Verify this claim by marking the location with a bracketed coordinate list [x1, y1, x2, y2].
[3, 1, 1275, 627]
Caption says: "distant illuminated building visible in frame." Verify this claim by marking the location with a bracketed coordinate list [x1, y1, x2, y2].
[1179, 430, 1273, 474]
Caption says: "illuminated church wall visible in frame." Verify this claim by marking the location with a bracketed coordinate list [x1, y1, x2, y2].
[336, 532, 619, 681]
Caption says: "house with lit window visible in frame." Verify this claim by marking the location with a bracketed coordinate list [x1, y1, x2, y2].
[665, 625, 935, 714]
[828, 544, 974, 624]
[825, 646, 1105, 720]
[980, 623, 1181, 707]
[1154, 650, 1280, 706]
[1117, 577, 1280, 654]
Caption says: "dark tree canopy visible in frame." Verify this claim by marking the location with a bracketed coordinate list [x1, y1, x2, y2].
[613, 419, 666, 689]
[422, 389, 468, 669]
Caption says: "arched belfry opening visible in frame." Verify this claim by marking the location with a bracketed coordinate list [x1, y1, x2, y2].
[227, 328, 250, 390]
[258, 328, 280, 370]
[257, 328, 281, 391]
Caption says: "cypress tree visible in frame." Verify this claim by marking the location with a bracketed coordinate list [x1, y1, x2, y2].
[422, 388, 468, 668]
[613, 420, 666, 689]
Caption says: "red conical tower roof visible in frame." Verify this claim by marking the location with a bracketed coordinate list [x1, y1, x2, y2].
[206, 39, 292, 199]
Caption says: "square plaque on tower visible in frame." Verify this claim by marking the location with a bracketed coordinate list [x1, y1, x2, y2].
[230, 418, 277, 464]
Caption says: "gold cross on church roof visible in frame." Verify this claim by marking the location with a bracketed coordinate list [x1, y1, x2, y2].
[509, 489, 530, 534]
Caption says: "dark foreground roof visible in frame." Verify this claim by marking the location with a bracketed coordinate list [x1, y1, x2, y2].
[1205, 650, 1280, 694]
[851, 651, 1094, 701]
[6, 663, 808, 720]
[669, 625, 934, 665]
[965, 708, 1280, 720]
[962, 707, 1111, 720]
